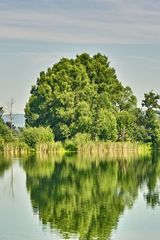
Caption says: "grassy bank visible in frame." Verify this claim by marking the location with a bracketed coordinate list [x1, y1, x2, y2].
[2, 142, 29, 155]
[76, 142, 151, 161]
[77, 141, 151, 154]
[65, 139, 151, 154]
[0, 141, 64, 155]
[0, 138, 151, 157]
[36, 142, 64, 153]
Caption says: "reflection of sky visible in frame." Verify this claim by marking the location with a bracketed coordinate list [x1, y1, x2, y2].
[0, 0, 160, 112]
[111, 188, 160, 240]
[0, 162, 66, 240]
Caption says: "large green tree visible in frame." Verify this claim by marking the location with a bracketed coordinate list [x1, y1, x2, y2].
[142, 91, 160, 144]
[25, 53, 137, 141]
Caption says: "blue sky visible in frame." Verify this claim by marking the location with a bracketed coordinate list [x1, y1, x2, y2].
[0, 0, 160, 112]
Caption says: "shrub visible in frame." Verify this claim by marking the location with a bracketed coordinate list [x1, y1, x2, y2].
[64, 140, 77, 152]
[0, 136, 4, 151]
[64, 133, 91, 152]
[0, 119, 11, 142]
[74, 133, 91, 145]
[21, 127, 54, 148]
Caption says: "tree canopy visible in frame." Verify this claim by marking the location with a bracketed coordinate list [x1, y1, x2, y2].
[25, 53, 139, 141]
[141, 91, 160, 144]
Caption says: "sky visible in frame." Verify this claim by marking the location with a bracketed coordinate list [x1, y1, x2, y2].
[0, 0, 160, 113]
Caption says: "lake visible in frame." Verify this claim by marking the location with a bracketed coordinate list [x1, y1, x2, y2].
[0, 152, 160, 240]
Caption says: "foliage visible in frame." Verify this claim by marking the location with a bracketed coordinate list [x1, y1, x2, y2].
[142, 91, 160, 109]
[0, 107, 4, 118]
[0, 118, 11, 142]
[0, 136, 4, 151]
[21, 127, 54, 148]
[94, 109, 117, 140]
[65, 133, 91, 152]
[25, 53, 137, 141]
[141, 91, 160, 145]
[116, 110, 136, 141]
[64, 140, 77, 152]
[74, 132, 91, 145]
[0, 53, 159, 147]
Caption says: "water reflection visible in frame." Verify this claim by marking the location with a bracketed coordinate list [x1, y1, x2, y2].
[0, 154, 12, 178]
[1, 152, 160, 239]
[143, 153, 160, 208]
[20, 152, 160, 240]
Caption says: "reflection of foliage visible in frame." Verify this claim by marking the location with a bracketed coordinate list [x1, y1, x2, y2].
[0, 155, 12, 177]
[22, 154, 64, 177]
[23, 154, 160, 239]
[144, 192, 160, 208]
[144, 153, 160, 208]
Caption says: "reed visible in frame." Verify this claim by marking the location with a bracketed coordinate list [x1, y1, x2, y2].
[36, 141, 64, 154]
[3, 142, 29, 155]
[0, 138, 151, 159]
[77, 141, 151, 157]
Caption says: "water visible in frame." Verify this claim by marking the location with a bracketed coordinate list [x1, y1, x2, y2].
[0, 153, 160, 240]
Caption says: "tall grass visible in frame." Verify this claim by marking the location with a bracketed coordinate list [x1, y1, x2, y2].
[77, 141, 151, 157]
[0, 138, 151, 160]
[0, 141, 64, 156]
[36, 141, 64, 154]
[3, 142, 29, 155]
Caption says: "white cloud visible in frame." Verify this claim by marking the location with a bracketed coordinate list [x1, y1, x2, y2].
[0, 1, 160, 44]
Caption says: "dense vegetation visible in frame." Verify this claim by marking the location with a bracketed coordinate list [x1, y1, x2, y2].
[0, 108, 57, 153]
[25, 53, 160, 145]
[0, 53, 160, 152]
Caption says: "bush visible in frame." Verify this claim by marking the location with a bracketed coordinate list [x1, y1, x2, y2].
[0, 119, 11, 142]
[21, 127, 54, 148]
[74, 133, 91, 145]
[64, 140, 77, 152]
[64, 133, 91, 152]
[0, 136, 4, 151]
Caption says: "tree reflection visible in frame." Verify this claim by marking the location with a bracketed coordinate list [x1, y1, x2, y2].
[0, 154, 12, 177]
[23, 153, 160, 239]
[144, 152, 160, 208]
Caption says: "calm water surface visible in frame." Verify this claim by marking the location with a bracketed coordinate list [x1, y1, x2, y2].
[0, 153, 160, 240]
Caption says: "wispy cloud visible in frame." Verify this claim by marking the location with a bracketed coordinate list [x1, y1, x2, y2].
[0, 0, 160, 44]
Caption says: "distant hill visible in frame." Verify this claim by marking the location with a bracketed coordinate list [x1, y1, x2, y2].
[3, 114, 25, 128]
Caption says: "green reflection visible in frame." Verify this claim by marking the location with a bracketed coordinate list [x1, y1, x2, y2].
[0, 154, 12, 177]
[143, 152, 160, 208]
[23, 153, 160, 240]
